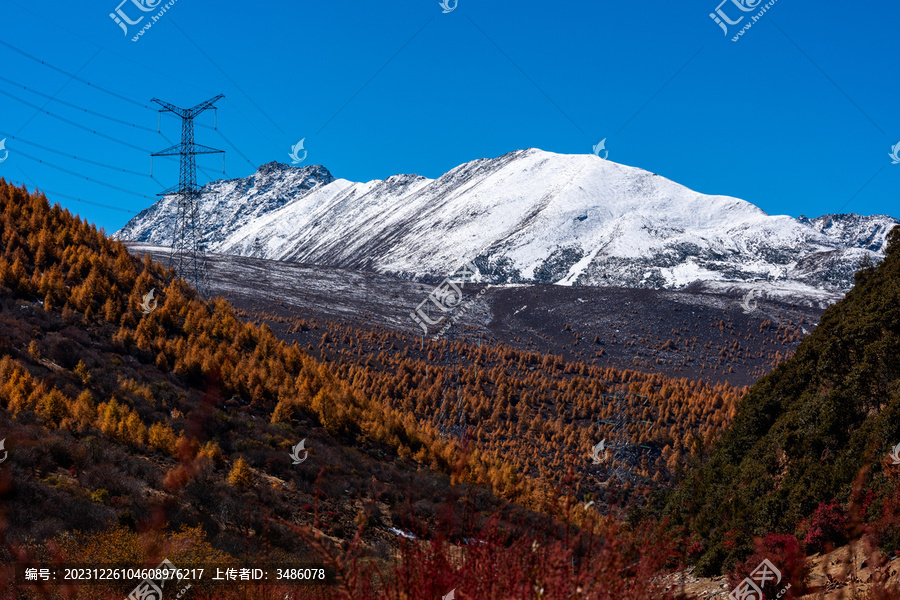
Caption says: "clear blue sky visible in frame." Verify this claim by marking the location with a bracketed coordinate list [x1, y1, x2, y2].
[0, 0, 897, 233]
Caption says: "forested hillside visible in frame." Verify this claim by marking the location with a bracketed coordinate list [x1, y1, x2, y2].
[231, 302, 746, 508]
[0, 178, 689, 599]
[652, 225, 900, 575]
[3, 180, 900, 598]
[0, 180, 552, 561]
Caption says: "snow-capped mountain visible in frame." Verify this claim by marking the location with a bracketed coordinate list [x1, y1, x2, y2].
[117, 149, 897, 298]
[118, 162, 333, 247]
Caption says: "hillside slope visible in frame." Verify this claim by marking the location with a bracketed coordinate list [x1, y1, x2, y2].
[0, 179, 565, 561]
[126, 241, 822, 387]
[656, 226, 900, 574]
[0, 182, 691, 599]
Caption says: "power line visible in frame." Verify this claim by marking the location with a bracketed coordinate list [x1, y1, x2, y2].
[155, 20, 286, 159]
[0, 31, 264, 171]
[14, 48, 102, 136]
[0, 88, 219, 180]
[4, 0, 218, 99]
[171, 21, 285, 136]
[14, 149, 156, 200]
[0, 88, 153, 154]
[0, 39, 227, 148]
[315, 16, 435, 136]
[12, 169, 137, 214]
[223, 99, 283, 157]
[167, 111, 217, 131]
[215, 129, 255, 168]
[593, 391, 658, 485]
[0, 131, 152, 178]
[0, 40, 245, 210]
[0, 73, 158, 133]
[0, 74, 229, 180]
[0, 41, 223, 154]
[163, 22, 283, 155]
[8, 130, 228, 210]
[0, 39, 154, 111]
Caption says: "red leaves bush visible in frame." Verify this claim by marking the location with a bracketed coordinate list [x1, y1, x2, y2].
[802, 499, 848, 554]
[728, 533, 809, 599]
[871, 460, 900, 551]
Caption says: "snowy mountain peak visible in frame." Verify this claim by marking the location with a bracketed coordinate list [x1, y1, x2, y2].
[117, 162, 335, 248]
[802, 213, 897, 253]
[382, 173, 429, 187]
[116, 148, 897, 302]
[250, 162, 333, 190]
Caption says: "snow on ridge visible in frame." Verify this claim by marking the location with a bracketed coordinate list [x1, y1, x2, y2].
[115, 148, 899, 299]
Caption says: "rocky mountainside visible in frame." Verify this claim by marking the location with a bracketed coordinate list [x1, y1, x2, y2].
[116, 149, 897, 303]
[655, 225, 900, 575]
[118, 162, 334, 247]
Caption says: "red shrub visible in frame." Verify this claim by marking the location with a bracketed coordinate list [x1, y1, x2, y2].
[722, 528, 741, 551]
[728, 533, 809, 599]
[803, 500, 848, 554]
[687, 540, 704, 558]
[872, 461, 900, 550]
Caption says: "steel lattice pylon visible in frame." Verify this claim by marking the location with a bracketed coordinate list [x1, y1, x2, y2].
[436, 327, 469, 440]
[151, 95, 224, 294]
[594, 390, 658, 484]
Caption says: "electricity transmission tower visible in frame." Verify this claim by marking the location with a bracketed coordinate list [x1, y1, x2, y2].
[436, 324, 469, 440]
[151, 95, 224, 294]
[594, 390, 657, 484]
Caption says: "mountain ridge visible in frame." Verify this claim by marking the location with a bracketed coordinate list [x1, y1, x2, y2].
[116, 149, 898, 300]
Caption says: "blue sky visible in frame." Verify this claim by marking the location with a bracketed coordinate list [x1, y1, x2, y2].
[0, 0, 897, 233]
